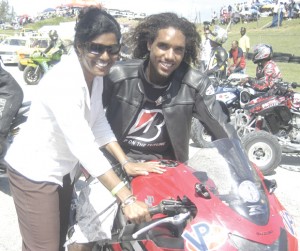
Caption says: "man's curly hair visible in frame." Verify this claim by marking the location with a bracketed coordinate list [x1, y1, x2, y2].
[129, 12, 201, 65]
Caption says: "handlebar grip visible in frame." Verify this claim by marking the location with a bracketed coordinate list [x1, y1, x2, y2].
[148, 205, 162, 216]
[291, 82, 300, 89]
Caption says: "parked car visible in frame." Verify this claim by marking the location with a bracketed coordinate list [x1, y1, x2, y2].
[0, 36, 28, 65]
[17, 36, 50, 71]
[0, 36, 49, 66]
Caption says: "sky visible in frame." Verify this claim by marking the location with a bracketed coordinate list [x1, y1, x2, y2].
[9, 0, 243, 22]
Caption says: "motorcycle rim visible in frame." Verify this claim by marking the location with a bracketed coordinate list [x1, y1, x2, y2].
[23, 66, 43, 85]
[242, 131, 282, 175]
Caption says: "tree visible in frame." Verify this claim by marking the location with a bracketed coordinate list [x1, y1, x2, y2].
[0, 0, 16, 23]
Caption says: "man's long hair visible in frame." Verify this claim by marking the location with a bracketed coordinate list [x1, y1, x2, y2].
[129, 12, 200, 65]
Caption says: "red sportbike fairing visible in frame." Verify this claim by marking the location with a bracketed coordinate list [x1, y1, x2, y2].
[97, 139, 298, 251]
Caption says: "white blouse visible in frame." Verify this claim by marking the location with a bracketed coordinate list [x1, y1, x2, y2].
[5, 52, 116, 186]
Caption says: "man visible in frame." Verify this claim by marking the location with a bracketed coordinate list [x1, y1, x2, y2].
[228, 40, 246, 75]
[239, 27, 250, 59]
[104, 13, 237, 164]
[0, 59, 23, 174]
[199, 26, 212, 72]
[44, 29, 68, 55]
[205, 25, 228, 79]
[242, 44, 281, 91]
[41, 30, 68, 72]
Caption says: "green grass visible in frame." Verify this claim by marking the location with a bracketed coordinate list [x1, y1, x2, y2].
[216, 17, 300, 84]
[1, 16, 300, 83]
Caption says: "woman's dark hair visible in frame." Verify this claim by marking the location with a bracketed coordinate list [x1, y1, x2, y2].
[74, 7, 121, 54]
[129, 12, 200, 65]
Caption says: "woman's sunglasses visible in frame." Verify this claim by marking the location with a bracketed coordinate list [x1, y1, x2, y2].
[85, 42, 121, 55]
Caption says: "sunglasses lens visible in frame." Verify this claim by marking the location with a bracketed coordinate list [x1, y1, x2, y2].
[87, 43, 121, 55]
[109, 44, 121, 54]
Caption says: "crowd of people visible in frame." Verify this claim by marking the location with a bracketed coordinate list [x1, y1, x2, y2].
[0, 5, 285, 251]
[200, 23, 281, 92]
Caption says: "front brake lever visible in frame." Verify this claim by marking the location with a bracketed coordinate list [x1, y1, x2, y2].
[132, 212, 190, 239]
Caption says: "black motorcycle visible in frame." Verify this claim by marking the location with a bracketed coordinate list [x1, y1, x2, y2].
[0, 101, 30, 175]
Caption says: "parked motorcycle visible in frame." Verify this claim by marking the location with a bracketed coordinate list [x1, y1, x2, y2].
[235, 81, 300, 175]
[23, 48, 63, 85]
[0, 101, 30, 174]
[191, 73, 264, 148]
[93, 138, 298, 250]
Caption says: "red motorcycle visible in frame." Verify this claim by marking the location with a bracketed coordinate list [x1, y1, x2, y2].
[235, 81, 300, 175]
[94, 138, 298, 251]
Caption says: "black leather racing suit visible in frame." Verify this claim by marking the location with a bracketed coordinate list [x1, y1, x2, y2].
[0, 62, 23, 162]
[103, 60, 238, 162]
[205, 45, 228, 79]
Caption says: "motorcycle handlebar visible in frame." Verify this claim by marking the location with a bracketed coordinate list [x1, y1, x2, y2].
[148, 199, 188, 216]
[148, 205, 161, 216]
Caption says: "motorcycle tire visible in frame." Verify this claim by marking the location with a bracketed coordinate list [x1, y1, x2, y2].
[190, 118, 213, 148]
[241, 130, 282, 175]
[23, 66, 43, 85]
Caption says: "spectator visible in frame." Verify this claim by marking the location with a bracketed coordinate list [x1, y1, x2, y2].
[288, 0, 296, 19]
[199, 26, 212, 72]
[268, 1, 284, 28]
[239, 27, 250, 59]
[228, 40, 246, 75]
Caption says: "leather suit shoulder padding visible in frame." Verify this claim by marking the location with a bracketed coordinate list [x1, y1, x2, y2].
[181, 67, 208, 91]
[108, 59, 143, 83]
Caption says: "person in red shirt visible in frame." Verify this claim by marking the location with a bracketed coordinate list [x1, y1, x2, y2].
[227, 40, 246, 75]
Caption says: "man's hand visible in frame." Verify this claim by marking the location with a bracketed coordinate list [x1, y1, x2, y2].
[122, 200, 151, 224]
[124, 161, 167, 176]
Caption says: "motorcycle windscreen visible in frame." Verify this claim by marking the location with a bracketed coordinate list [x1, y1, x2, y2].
[187, 138, 270, 226]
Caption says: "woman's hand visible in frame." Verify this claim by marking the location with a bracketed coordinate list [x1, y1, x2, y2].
[122, 200, 151, 224]
[124, 161, 167, 176]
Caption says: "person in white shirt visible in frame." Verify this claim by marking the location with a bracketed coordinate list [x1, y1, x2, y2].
[5, 7, 159, 251]
[239, 27, 250, 59]
[199, 26, 212, 72]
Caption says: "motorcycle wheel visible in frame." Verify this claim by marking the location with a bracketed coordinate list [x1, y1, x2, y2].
[241, 130, 282, 175]
[23, 66, 43, 85]
[190, 118, 213, 148]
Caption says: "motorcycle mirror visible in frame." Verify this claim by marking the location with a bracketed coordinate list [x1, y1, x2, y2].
[195, 183, 211, 199]
[263, 179, 277, 194]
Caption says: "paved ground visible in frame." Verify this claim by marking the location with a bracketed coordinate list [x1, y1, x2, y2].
[0, 65, 299, 250]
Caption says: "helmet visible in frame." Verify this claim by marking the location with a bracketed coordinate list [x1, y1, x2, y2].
[49, 30, 58, 40]
[207, 26, 228, 45]
[204, 24, 210, 31]
[252, 44, 273, 64]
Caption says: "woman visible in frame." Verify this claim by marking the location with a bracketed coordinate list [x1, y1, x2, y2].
[5, 7, 152, 251]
